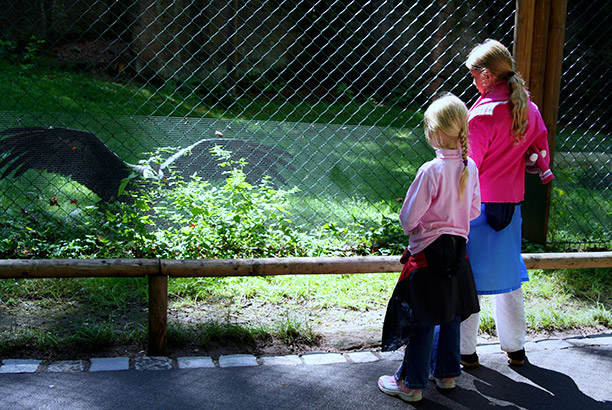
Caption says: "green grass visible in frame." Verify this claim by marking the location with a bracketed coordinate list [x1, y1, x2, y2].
[0, 267, 610, 357]
[556, 124, 612, 152]
[0, 60, 420, 128]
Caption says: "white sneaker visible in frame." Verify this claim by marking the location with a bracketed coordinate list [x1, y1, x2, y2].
[378, 375, 423, 402]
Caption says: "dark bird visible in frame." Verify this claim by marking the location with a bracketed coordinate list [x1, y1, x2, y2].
[0, 126, 294, 202]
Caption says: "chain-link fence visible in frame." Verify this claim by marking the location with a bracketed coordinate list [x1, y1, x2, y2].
[0, 0, 610, 251]
[551, 1, 612, 249]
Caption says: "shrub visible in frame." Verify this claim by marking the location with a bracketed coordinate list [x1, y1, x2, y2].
[0, 147, 393, 259]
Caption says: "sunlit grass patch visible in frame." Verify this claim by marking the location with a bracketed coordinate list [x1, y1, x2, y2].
[523, 269, 612, 332]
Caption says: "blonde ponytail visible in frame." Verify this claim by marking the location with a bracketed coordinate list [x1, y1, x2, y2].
[466, 39, 529, 144]
[508, 73, 529, 143]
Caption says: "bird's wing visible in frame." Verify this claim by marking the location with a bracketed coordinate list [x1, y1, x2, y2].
[161, 138, 294, 184]
[0, 126, 132, 201]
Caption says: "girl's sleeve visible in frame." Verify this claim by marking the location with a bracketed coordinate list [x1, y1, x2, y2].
[530, 103, 550, 166]
[399, 167, 433, 235]
[470, 164, 481, 220]
[467, 117, 491, 169]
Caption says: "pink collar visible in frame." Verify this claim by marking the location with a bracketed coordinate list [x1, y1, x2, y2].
[435, 148, 462, 159]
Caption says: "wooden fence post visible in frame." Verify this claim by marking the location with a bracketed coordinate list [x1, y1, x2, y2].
[148, 273, 168, 356]
[514, 0, 567, 244]
[513, 0, 536, 85]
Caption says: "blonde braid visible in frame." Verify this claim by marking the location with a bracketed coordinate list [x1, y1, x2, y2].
[458, 127, 469, 201]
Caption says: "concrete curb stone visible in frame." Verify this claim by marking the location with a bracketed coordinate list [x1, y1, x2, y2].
[0, 334, 609, 374]
[89, 357, 130, 372]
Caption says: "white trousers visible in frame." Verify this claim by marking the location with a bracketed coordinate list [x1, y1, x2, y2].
[460, 287, 526, 354]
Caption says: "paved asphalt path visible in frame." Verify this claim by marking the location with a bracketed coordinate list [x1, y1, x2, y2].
[1, 334, 611, 409]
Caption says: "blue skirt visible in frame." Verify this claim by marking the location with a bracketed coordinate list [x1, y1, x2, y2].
[466, 204, 528, 295]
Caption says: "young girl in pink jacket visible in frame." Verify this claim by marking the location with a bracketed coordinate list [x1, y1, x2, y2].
[378, 93, 481, 403]
[460, 39, 552, 368]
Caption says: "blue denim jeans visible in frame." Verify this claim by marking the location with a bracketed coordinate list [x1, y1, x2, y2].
[394, 315, 461, 389]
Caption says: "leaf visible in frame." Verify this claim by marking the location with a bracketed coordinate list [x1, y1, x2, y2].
[134, 199, 150, 211]
[118, 173, 138, 197]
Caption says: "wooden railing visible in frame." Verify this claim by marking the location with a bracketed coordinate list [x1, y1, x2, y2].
[1, 252, 611, 355]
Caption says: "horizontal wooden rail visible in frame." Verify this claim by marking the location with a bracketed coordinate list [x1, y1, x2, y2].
[2, 252, 611, 356]
[0, 258, 160, 278]
[160, 256, 405, 277]
[1, 253, 612, 279]
[521, 252, 612, 270]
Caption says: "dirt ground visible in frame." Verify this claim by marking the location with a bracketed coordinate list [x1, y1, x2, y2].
[0, 299, 386, 361]
[2, 298, 610, 362]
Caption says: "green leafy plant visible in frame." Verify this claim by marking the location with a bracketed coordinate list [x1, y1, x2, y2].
[0, 38, 18, 62]
[335, 82, 355, 100]
[0, 145, 391, 260]
[71, 322, 116, 350]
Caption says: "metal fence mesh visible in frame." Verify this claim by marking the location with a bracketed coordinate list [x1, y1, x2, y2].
[551, 1, 612, 249]
[0, 0, 609, 250]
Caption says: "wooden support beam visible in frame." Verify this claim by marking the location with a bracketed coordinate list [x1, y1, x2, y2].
[541, 0, 567, 167]
[522, 252, 612, 270]
[527, 0, 552, 107]
[160, 253, 612, 276]
[148, 273, 168, 356]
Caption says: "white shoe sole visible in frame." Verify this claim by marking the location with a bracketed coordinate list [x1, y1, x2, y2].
[429, 375, 456, 389]
[378, 376, 423, 402]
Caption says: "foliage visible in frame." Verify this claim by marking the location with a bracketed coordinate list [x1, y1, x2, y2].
[271, 311, 320, 345]
[0, 147, 401, 259]
[548, 166, 612, 249]
[0, 39, 18, 62]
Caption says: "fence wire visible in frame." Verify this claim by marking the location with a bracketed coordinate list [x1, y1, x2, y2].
[0, 0, 609, 251]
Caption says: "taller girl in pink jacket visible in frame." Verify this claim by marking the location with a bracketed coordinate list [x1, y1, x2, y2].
[460, 39, 552, 368]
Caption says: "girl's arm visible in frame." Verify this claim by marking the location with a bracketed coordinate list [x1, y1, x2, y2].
[399, 167, 433, 235]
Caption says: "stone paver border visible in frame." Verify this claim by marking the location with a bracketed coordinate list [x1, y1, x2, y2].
[0, 335, 609, 374]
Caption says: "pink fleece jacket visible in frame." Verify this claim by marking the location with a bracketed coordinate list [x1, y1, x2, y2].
[400, 149, 481, 254]
[468, 81, 549, 203]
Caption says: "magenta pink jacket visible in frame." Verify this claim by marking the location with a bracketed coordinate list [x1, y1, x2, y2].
[468, 81, 549, 203]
